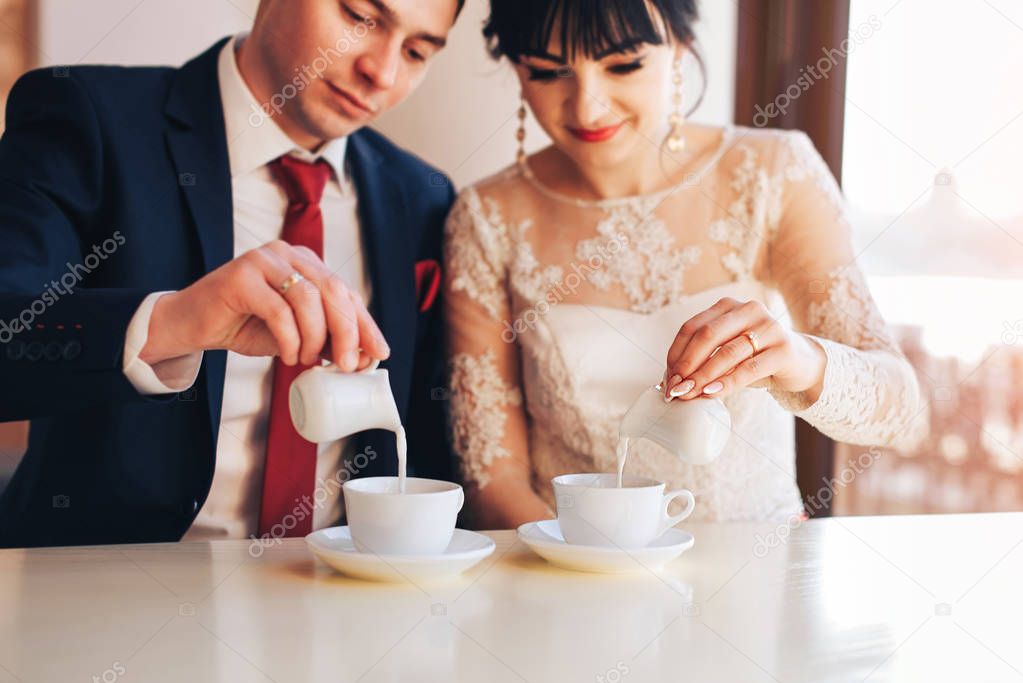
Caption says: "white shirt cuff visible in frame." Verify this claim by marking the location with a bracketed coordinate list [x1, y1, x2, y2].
[123, 291, 203, 395]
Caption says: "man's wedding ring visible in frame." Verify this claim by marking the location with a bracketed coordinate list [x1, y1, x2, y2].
[279, 271, 305, 293]
[742, 330, 760, 354]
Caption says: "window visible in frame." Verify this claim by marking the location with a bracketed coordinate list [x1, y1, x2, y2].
[837, 0, 1023, 513]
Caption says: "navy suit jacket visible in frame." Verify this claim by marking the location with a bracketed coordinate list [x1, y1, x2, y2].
[0, 39, 456, 548]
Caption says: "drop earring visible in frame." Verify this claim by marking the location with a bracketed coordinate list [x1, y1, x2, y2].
[516, 96, 527, 166]
[666, 59, 686, 154]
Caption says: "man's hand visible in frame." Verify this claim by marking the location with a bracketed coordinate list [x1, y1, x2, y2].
[139, 241, 389, 371]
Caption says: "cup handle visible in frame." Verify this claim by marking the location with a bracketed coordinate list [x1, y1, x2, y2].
[455, 487, 465, 513]
[660, 489, 695, 533]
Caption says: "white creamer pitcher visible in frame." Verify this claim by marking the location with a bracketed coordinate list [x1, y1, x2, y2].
[289, 360, 401, 443]
[619, 386, 731, 465]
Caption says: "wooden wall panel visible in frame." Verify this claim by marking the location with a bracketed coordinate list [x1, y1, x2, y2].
[0, 0, 35, 474]
[734, 0, 852, 516]
[0, 0, 37, 132]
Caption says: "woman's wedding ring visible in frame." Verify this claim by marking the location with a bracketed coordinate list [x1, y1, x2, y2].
[742, 330, 760, 354]
[280, 271, 305, 293]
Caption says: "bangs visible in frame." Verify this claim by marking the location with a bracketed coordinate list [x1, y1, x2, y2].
[485, 0, 671, 62]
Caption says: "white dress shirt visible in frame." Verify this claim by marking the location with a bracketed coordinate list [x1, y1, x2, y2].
[122, 34, 371, 540]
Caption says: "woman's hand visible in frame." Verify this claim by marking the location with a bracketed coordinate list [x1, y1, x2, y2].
[660, 297, 827, 402]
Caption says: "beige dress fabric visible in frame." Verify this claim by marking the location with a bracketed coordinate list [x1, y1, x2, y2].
[444, 126, 925, 522]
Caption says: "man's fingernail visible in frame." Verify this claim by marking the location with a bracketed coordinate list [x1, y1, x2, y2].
[703, 381, 723, 395]
[344, 350, 360, 369]
[670, 379, 696, 398]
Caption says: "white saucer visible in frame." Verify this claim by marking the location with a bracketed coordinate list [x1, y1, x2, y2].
[306, 526, 496, 583]
[517, 520, 694, 574]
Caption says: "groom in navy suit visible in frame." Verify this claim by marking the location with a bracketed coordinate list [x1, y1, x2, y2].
[0, 0, 464, 547]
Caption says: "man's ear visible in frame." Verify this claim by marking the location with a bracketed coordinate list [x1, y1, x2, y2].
[253, 0, 271, 22]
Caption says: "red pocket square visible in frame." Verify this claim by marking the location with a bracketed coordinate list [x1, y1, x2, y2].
[414, 259, 442, 313]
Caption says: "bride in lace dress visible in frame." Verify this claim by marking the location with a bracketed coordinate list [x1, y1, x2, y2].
[444, 0, 924, 529]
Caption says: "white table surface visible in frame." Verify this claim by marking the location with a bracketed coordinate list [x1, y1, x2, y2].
[2, 513, 1022, 683]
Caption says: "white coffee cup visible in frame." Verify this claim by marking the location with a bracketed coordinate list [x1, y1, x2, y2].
[553, 473, 695, 549]
[343, 477, 464, 555]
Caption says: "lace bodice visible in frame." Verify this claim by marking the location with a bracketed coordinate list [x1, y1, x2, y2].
[444, 126, 925, 523]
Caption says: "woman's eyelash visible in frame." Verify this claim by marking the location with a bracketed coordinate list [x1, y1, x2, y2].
[526, 68, 561, 82]
[608, 60, 644, 74]
[526, 59, 645, 81]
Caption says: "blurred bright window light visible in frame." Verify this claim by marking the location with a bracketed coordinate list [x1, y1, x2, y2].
[843, 0, 1023, 218]
[842, 0, 1023, 361]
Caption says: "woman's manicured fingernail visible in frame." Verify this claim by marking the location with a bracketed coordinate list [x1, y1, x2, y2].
[664, 374, 683, 400]
[703, 381, 724, 395]
[669, 379, 696, 398]
[654, 370, 667, 392]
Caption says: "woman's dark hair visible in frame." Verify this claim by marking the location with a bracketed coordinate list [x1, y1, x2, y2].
[484, 0, 697, 61]
[483, 0, 704, 114]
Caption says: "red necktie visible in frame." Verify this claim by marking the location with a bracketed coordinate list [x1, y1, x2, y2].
[257, 156, 332, 538]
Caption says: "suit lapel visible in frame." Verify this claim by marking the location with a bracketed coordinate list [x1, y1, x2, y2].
[159, 48, 419, 479]
[346, 132, 417, 476]
[163, 39, 233, 438]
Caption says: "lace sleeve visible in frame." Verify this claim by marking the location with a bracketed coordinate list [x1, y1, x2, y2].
[444, 190, 532, 490]
[765, 131, 927, 450]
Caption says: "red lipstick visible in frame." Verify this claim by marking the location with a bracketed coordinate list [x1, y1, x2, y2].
[568, 122, 625, 142]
